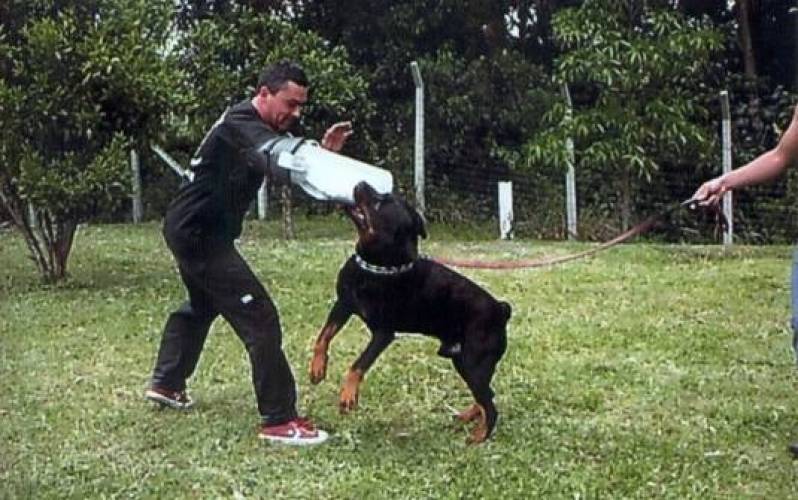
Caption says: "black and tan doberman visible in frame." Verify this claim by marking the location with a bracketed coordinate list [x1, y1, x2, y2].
[309, 182, 511, 443]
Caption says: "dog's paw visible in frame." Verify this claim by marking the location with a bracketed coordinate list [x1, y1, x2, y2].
[459, 404, 490, 444]
[338, 390, 358, 413]
[454, 404, 481, 424]
[339, 369, 362, 413]
[309, 353, 328, 384]
[466, 425, 489, 445]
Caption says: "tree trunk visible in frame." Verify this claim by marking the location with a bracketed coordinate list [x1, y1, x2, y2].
[736, 0, 757, 80]
[0, 189, 78, 282]
[47, 211, 77, 281]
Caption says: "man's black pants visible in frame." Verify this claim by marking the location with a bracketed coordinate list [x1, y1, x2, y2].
[151, 234, 297, 425]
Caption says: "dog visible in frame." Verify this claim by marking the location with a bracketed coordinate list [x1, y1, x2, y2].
[309, 181, 512, 443]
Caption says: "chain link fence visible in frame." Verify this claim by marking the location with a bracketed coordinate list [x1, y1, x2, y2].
[415, 159, 798, 244]
[125, 140, 798, 245]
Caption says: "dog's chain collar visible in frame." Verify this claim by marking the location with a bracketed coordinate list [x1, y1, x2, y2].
[354, 253, 416, 276]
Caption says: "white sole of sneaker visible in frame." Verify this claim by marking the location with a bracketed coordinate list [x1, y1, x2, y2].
[258, 430, 329, 446]
[144, 389, 194, 410]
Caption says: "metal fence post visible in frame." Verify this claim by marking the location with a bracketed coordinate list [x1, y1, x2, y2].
[498, 181, 514, 240]
[720, 91, 734, 246]
[410, 61, 425, 214]
[131, 149, 143, 223]
[561, 84, 578, 240]
[257, 178, 268, 219]
[151, 144, 190, 180]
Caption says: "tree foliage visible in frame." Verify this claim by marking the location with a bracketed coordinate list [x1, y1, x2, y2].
[0, 0, 184, 281]
[171, 6, 373, 153]
[522, 1, 724, 228]
[280, 0, 560, 213]
[0, 0, 379, 280]
[3, 0, 798, 283]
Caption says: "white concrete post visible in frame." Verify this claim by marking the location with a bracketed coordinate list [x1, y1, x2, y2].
[131, 149, 143, 223]
[498, 181, 513, 240]
[410, 61, 425, 214]
[720, 91, 734, 246]
[257, 178, 268, 219]
[561, 84, 578, 240]
[27, 202, 37, 228]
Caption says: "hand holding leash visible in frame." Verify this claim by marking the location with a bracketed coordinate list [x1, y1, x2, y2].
[691, 177, 728, 207]
[681, 196, 729, 233]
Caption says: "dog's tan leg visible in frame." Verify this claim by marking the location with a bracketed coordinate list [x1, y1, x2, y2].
[309, 300, 352, 385]
[339, 368, 363, 413]
[455, 403, 482, 424]
[466, 404, 489, 444]
[309, 322, 340, 384]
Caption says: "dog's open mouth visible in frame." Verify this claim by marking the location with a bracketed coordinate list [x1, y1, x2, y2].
[345, 181, 379, 234]
[344, 204, 368, 232]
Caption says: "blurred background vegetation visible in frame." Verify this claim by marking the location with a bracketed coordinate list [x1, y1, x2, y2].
[1, 0, 797, 281]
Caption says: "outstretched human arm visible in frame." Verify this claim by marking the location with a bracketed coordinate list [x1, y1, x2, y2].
[693, 105, 798, 205]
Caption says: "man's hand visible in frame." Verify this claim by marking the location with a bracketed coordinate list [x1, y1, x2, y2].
[321, 121, 353, 152]
[692, 177, 727, 206]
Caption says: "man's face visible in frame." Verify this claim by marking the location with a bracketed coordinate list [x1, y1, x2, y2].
[260, 81, 308, 132]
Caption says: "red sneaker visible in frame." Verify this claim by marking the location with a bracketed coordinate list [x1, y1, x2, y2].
[258, 417, 329, 445]
[145, 386, 194, 410]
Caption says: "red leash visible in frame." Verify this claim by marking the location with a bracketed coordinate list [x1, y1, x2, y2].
[432, 199, 721, 270]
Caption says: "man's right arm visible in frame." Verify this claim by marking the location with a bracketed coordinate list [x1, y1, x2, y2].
[250, 135, 308, 185]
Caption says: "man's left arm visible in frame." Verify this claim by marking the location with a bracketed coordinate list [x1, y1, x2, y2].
[321, 121, 353, 152]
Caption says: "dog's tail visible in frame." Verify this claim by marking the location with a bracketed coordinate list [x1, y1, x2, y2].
[498, 301, 512, 324]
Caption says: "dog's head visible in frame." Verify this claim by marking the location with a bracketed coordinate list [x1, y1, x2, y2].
[344, 181, 426, 266]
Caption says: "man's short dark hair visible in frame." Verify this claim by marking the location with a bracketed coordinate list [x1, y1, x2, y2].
[257, 60, 309, 93]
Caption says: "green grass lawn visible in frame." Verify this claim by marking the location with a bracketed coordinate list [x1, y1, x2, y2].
[2, 217, 798, 498]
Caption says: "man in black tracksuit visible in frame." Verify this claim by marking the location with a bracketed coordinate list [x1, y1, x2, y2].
[145, 60, 352, 445]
